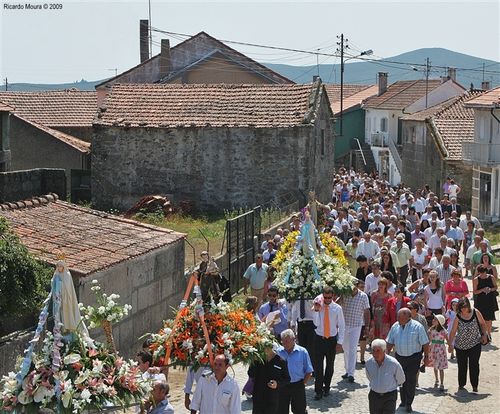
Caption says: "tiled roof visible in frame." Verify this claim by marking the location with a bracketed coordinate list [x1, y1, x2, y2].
[0, 90, 97, 127]
[15, 115, 90, 153]
[426, 91, 483, 161]
[324, 84, 378, 114]
[97, 31, 293, 88]
[464, 86, 500, 108]
[0, 194, 185, 276]
[95, 83, 323, 128]
[0, 101, 13, 112]
[400, 96, 461, 121]
[363, 79, 443, 110]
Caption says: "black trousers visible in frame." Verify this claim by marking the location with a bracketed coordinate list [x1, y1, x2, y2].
[277, 380, 306, 414]
[368, 390, 398, 414]
[399, 265, 409, 286]
[297, 320, 315, 362]
[456, 343, 481, 388]
[313, 334, 337, 394]
[395, 352, 421, 407]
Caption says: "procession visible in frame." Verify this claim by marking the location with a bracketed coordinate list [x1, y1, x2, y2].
[1, 168, 497, 414]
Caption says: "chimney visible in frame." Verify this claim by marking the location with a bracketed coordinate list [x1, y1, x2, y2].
[378, 72, 388, 96]
[159, 39, 171, 77]
[447, 67, 456, 81]
[481, 81, 491, 90]
[140, 19, 149, 63]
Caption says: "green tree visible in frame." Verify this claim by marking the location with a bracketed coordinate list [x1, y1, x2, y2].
[0, 217, 52, 321]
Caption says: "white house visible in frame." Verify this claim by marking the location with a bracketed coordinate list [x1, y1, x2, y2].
[362, 72, 465, 186]
[463, 87, 500, 223]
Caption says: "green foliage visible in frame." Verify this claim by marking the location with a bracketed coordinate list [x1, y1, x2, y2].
[0, 217, 53, 318]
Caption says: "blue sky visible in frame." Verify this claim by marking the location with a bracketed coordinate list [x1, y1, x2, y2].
[1, 0, 499, 83]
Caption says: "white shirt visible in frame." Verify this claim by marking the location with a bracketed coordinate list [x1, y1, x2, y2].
[365, 272, 382, 295]
[312, 299, 345, 344]
[368, 221, 385, 234]
[357, 240, 380, 260]
[190, 373, 241, 414]
[421, 212, 434, 222]
[448, 184, 460, 198]
[184, 366, 208, 394]
[428, 256, 442, 270]
[459, 216, 481, 232]
[289, 299, 315, 325]
[427, 234, 442, 253]
[413, 198, 426, 214]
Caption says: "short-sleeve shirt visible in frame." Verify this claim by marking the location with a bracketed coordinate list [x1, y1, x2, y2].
[243, 263, 269, 289]
[386, 319, 429, 356]
[342, 290, 370, 327]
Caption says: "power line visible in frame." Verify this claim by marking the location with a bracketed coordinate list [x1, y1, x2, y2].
[150, 27, 500, 75]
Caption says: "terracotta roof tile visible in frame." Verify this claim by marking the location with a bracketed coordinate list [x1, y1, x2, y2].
[95, 83, 321, 128]
[325, 84, 378, 114]
[0, 101, 13, 112]
[15, 115, 90, 153]
[0, 194, 185, 276]
[0, 90, 97, 127]
[407, 91, 483, 161]
[363, 79, 443, 110]
[464, 86, 500, 108]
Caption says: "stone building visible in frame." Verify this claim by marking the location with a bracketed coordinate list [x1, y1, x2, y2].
[0, 193, 185, 375]
[95, 27, 292, 104]
[92, 80, 335, 211]
[0, 90, 97, 199]
[463, 87, 500, 223]
[400, 90, 483, 207]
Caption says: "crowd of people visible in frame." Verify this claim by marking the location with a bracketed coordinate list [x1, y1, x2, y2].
[137, 169, 498, 414]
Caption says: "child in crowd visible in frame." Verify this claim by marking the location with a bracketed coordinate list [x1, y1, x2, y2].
[428, 314, 449, 391]
[445, 298, 459, 359]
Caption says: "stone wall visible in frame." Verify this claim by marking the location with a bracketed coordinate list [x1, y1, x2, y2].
[77, 238, 186, 358]
[92, 118, 334, 212]
[0, 330, 33, 376]
[0, 168, 67, 202]
[401, 121, 472, 209]
[9, 116, 89, 190]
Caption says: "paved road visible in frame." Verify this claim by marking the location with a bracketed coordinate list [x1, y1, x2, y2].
[128, 275, 499, 414]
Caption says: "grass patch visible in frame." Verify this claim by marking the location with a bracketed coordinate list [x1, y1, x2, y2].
[134, 211, 227, 267]
[485, 230, 500, 247]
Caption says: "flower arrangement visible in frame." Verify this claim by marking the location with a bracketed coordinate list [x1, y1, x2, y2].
[319, 232, 349, 267]
[80, 280, 132, 353]
[0, 333, 151, 413]
[271, 230, 299, 271]
[273, 253, 354, 300]
[148, 301, 276, 370]
[80, 280, 132, 328]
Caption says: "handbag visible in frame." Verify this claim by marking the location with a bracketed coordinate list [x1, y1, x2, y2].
[474, 310, 491, 345]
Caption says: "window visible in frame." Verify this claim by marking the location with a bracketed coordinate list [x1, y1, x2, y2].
[320, 129, 325, 156]
[380, 117, 388, 132]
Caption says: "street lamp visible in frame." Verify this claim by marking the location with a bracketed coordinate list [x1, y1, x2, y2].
[339, 42, 373, 136]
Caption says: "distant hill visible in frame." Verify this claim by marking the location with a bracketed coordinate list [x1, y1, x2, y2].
[265, 48, 500, 87]
[6, 48, 499, 91]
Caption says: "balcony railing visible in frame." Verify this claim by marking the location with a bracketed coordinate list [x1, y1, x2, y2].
[462, 142, 500, 165]
[370, 132, 389, 147]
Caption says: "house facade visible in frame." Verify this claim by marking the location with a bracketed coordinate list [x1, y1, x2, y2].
[0, 90, 97, 200]
[92, 80, 334, 211]
[400, 91, 483, 206]
[362, 72, 465, 185]
[324, 84, 377, 170]
[463, 88, 500, 223]
[95, 28, 292, 104]
[0, 103, 13, 172]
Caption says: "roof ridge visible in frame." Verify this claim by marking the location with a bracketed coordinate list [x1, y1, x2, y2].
[55, 200, 184, 236]
[0, 193, 59, 211]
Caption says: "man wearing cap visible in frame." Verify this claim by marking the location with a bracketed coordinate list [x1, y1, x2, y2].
[391, 235, 411, 286]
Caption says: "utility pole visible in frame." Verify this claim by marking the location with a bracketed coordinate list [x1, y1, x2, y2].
[337, 33, 348, 136]
[3, 78, 7, 91]
[482, 62, 485, 82]
[148, 0, 153, 59]
[316, 49, 320, 77]
[425, 57, 430, 109]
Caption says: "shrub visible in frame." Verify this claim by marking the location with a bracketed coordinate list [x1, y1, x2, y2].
[0, 217, 53, 320]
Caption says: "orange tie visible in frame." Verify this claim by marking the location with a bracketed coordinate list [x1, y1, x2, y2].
[324, 304, 330, 338]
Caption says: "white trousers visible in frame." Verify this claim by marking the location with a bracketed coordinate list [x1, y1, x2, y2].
[343, 325, 362, 377]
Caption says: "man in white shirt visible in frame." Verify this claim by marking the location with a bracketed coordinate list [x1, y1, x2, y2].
[364, 262, 382, 295]
[190, 354, 241, 414]
[368, 214, 385, 234]
[357, 232, 380, 260]
[312, 286, 345, 400]
[420, 206, 434, 223]
[427, 228, 445, 255]
[459, 211, 481, 232]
